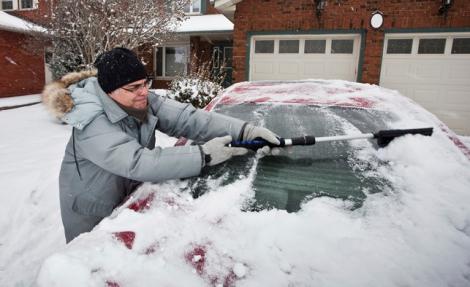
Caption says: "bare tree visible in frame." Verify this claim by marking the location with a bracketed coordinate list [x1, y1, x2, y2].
[41, 0, 189, 78]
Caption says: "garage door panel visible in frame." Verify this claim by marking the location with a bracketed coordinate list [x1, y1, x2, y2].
[413, 88, 439, 105]
[415, 62, 445, 80]
[253, 62, 274, 75]
[381, 61, 413, 80]
[303, 62, 327, 77]
[446, 89, 470, 107]
[278, 62, 300, 75]
[325, 61, 355, 78]
[380, 33, 470, 135]
[449, 64, 470, 81]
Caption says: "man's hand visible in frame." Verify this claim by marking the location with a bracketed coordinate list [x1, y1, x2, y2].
[243, 124, 282, 156]
[201, 136, 248, 166]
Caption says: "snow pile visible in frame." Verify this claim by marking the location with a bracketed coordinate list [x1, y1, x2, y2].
[35, 81, 470, 286]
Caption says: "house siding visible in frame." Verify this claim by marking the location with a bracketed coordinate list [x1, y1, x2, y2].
[1, 0, 51, 97]
[0, 29, 45, 97]
[9, 0, 52, 25]
[232, 0, 470, 84]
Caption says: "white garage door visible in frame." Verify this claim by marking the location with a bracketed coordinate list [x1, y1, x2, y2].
[250, 34, 361, 82]
[380, 32, 470, 135]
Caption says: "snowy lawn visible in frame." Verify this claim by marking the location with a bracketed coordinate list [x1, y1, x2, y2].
[0, 94, 176, 286]
[1, 84, 470, 286]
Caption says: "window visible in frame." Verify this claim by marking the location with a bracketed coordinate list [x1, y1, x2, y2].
[224, 47, 233, 68]
[387, 39, 413, 54]
[155, 46, 189, 78]
[184, 0, 201, 14]
[452, 38, 470, 54]
[255, 40, 274, 54]
[279, 40, 299, 53]
[418, 38, 446, 54]
[304, 40, 326, 54]
[1, 0, 13, 10]
[331, 39, 354, 54]
[20, 0, 33, 9]
[1, 0, 37, 10]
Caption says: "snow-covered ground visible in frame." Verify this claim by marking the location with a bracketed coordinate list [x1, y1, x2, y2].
[0, 94, 176, 286]
[1, 87, 470, 286]
[0, 102, 69, 286]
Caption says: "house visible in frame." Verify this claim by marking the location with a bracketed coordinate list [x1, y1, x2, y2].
[148, 0, 235, 89]
[211, 0, 470, 135]
[0, 0, 49, 98]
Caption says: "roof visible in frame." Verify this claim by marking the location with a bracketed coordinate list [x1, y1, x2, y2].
[0, 11, 45, 34]
[176, 14, 233, 34]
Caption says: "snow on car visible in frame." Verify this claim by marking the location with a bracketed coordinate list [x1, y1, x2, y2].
[37, 80, 470, 287]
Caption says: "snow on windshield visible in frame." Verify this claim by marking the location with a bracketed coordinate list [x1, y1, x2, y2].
[36, 81, 470, 287]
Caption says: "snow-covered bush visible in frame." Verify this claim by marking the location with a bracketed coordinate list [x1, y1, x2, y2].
[169, 57, 226, 108]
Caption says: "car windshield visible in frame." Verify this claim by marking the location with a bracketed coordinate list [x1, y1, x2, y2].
[190, 103, 397, 212]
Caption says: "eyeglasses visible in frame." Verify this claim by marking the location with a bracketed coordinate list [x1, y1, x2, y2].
[121, 79, 153, 93]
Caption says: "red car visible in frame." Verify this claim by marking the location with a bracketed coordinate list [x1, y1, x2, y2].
[38, 80, 470, 287]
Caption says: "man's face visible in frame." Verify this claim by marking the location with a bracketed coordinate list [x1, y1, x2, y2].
[109, 78, 150, 110]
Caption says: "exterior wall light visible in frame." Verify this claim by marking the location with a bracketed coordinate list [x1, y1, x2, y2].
[439, 0, 452, 15]
[314, 0, 326, 17]
[370, 10, 384, 29]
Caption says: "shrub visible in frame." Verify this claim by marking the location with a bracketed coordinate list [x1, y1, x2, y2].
[169, 56, 226, 108]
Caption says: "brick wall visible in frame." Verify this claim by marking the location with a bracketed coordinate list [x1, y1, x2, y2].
[233, 0, 470, 84]
[0, 30, 45, 97]
[204, 0, 220, 15]
[9, 0, 53, 25]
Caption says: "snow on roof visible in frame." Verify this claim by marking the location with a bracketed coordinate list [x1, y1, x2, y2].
[176, 14, 233, 33]
[0, 11, 45, 34]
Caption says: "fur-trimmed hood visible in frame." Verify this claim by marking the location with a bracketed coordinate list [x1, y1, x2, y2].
[42, 70, 105, 129]
[42, 69, 97, 119]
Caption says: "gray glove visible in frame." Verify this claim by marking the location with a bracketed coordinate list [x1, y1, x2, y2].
[243, 124, 281, 156]
[201, 136, 248, 166]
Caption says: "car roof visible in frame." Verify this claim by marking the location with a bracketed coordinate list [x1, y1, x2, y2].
[205, 80, 382, 111]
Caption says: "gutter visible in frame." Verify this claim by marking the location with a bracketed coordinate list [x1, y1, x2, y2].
[212, 0, 243, 20]
[213, 0, 243, 10]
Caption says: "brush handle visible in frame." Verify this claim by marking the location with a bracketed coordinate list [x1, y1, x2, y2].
[228, 136, 316, 151]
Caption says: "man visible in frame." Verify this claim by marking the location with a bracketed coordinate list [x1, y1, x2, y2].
[42, 48, 279, 243]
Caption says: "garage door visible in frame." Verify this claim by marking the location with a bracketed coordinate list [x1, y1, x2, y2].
[380, 32, 470, 135]
[250, 34, 361, 82]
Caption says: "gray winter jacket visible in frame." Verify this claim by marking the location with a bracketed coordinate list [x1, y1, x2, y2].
[42, 70, 245, 242]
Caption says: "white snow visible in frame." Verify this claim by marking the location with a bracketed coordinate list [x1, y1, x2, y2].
[0, 11, 45, 33]
[459, 136, 470, 148]
[1, 80, 470, 287]
[0, 94, 41, 108]
[176, 14, 233, 33]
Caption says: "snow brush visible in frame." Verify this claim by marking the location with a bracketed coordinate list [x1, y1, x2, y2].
[228, 127, 433, 151]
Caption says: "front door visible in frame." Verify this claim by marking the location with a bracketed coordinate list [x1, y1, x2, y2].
[212, 45, 233, 87]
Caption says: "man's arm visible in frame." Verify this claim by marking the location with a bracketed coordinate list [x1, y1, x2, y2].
[149, 93, 246, 142]
[75, 115, 203, 182]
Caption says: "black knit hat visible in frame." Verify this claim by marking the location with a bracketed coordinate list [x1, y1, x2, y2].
[94, 47, 147, 93]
